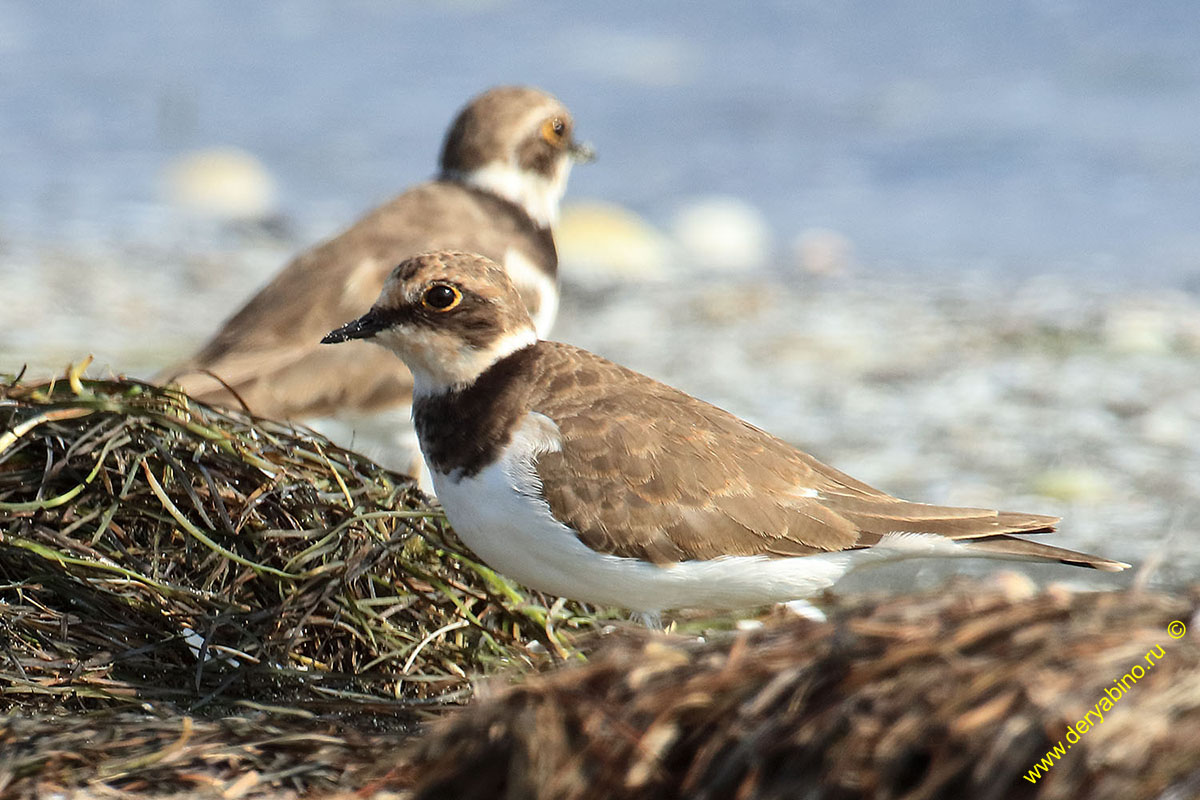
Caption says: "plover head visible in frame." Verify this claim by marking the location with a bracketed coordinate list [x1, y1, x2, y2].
[322, 251, 536, 398]
[439, 86, 594, 228]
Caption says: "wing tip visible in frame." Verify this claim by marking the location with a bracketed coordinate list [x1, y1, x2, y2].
[967, 535, 1130, 572]
[1081, 557, 1132, 573]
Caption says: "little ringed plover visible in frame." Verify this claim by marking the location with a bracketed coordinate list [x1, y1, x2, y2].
[323, 251, 1129, 614]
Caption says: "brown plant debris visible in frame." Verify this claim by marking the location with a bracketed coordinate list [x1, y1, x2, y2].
[0, 366, 601, 726]
[0, 711, 408, 799]
[3, 579, 1198, 799]
[410, 581, 1200, 800]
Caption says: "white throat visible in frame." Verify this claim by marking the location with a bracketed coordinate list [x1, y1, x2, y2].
[449, 160, 568, 228]
[386, 324, 539, 401]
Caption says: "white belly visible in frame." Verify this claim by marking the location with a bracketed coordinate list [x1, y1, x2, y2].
[422, 392, 1037, 612]
[433, 463, 854, 612]
[427, 414, 855, 613]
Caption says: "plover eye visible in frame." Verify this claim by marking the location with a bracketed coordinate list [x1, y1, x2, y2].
[422, 283, 462, 311]
[541, 117, 567, 144]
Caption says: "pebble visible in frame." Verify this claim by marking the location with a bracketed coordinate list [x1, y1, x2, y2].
[1139, 407, 1193, 447]
[557, 200, 673, 283]
[670, 195, 772, 272]
[791, 227, 855, 276]
[1030, 468, 1112, 504]
[164, 148, 278, 221]
[1104, 305, 1174, 354]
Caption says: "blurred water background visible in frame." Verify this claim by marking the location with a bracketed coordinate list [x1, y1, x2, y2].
[3, 1, 1199, 591]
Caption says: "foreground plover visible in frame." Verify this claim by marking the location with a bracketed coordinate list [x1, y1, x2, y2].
[323, 251, 1129, 614]
[163, 86, 592, 474]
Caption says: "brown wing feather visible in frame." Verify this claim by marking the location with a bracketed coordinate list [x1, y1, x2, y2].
[527, 342, 1068, 565]
[161, 181, 553, 418]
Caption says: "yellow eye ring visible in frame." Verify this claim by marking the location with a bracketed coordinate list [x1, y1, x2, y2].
[422, 283, 462, 312]
[540, 117, 567, 145]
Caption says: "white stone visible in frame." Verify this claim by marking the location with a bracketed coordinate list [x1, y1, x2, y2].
[1104, 306, 1173, 354]
[1140, 407, 1192, 447]
[556, 200, 673, 283]
[791, 227, 855, 276]
[1031, 468, 1111, 503]
[671, 195, 772, 272]
[164, 147, 278, 220]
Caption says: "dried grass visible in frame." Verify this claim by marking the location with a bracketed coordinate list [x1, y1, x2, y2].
[0, 363, 601, 726]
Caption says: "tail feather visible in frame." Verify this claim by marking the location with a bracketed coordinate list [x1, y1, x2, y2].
[844, 503, 1127, 572]
[849, 506, 1060, 541]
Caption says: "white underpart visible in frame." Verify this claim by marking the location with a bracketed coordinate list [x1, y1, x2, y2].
[429, 418, 1051, 612]
[430, 412, 857, 613]
[865, 531, 974, 561]
[453, 158, 570, 229]
[503, 247, 558, 336]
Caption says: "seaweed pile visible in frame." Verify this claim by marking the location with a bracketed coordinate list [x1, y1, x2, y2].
[0, 364, 599, 725]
